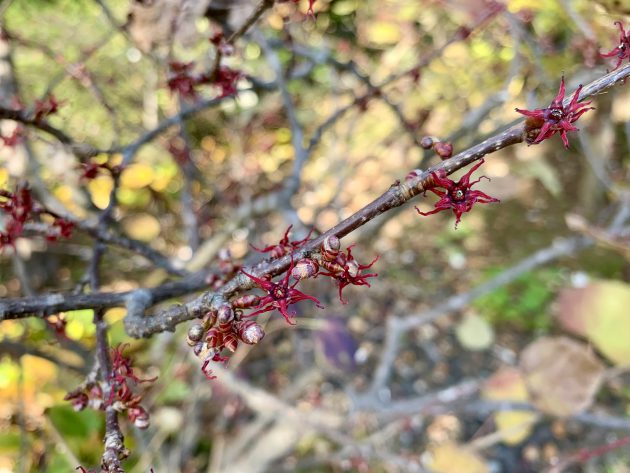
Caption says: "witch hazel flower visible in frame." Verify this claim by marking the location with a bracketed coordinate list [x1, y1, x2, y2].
[516, 76, 594, 148]
[318, 243, 379, 304]
[241, 258, 324, 324]
[601, 21, 630, 71]
[415, 159, 499, 229]
[251, 224, 314, 259]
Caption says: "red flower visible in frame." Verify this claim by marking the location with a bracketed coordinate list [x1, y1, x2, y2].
[601, 21, 630, 71]
[515, 76, 593, 148]
[251, 224, 313, 259]
[167, 61, 199, 100]
[319, 245, 378, 304]
[241, 260, 324, 324]
[34, 95, 63, 121]
[415, 159, 499, 228]
[1, 127, 24, 147]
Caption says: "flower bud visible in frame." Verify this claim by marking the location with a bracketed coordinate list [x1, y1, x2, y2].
[187, 323, 205, 346]
[322, 235, 340, 262]
[291, 258, 319, 280]
[420, 136, 434, 149]
[434, 141, 453, 159]
[237, 320, 265, 345]
[217, 305, 234, 325]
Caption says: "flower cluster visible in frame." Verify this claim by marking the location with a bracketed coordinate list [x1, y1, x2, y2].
[241, 259, 324, 324]
[65, 345, 156, 429]
[316, 238, 379, 304]
[601, 21, 630, 71]
[415, 159, 499, 229]
[34, 94, 63, 121]
[187, 305, 266, 379]
[167, 61, 242, 100]
[78, 160, 119, 181]
[420, 136, 453, 159]
[189, 233, 378, 379]
[0, 185, 74, 249]
[516, 76, 593, 148]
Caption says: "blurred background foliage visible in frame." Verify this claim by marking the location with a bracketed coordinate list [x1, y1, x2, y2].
[1, 0, 630, 472]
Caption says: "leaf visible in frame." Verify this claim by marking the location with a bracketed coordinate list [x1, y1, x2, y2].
[555, 280, 630, 365]
[47, 405, 102, 438]
[482, 367, 538, 445]
[122, 213, 161, 242]
[424, 442, 489, 473]
[455, 313, 495, 351]
[519, 336, 604, 417]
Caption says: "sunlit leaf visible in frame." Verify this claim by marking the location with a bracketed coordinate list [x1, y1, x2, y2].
[424, 442, 489, 473]
[520, 336, 604, 417]
[482, 367, 537, 445]
[455, 313, 495, 351]
[556, 280, 630, 365]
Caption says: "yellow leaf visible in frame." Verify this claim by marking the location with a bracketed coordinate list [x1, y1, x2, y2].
[123, 213, 161, 242]
[482, 367, 537, 445]
[425, 443, 489, 473]
[120, 163, 155, 189]
[365, 21, 401, 46]
[87, 175, 113, 209]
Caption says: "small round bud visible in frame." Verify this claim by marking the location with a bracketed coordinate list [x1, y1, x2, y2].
[291, 258, 319, 280]
[322, 235, 341, 262]
[217, 305, 234, 325]
[187, 323, 205, 346]
[434, 141, 453, 159]
[237, 320, 265, 345]
[420, 136, 434, 149]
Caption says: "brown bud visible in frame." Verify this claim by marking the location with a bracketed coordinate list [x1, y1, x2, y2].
[187, 323, 205, 346]
[217, 305, 234, 325]
[420, 136, 434, 149]
[434, 141, 453, 159]
[291, 258, 319, 280]
[237, 320, 265, 345]
[322, 235, 340, 262]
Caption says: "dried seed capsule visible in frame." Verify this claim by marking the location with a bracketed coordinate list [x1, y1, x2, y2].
[237, 320, 265, 345]
[187, 323, 205, 346]
[291, 258, 319, 280]
[205, 328, 223, 348]
[231, 294, 261, 309]
[321, 235, 340, 262]
[223, 333, 238, 352]
[217, 305, 234, 325]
